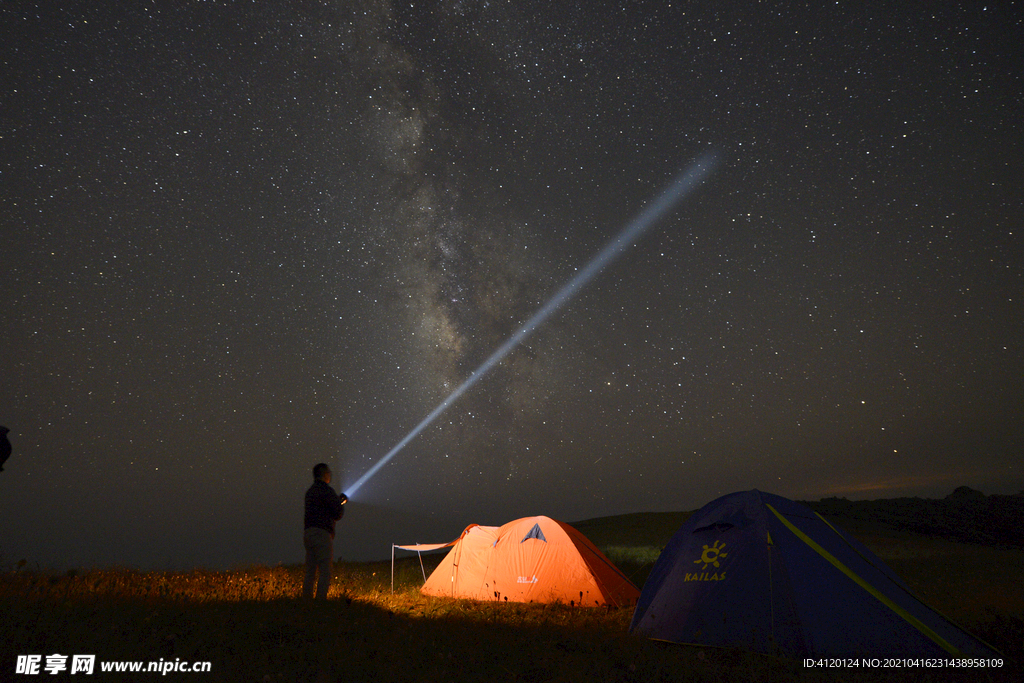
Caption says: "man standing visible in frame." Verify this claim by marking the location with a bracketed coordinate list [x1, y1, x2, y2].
[0, 426, 10, 472]
[303, 463, 348, 600]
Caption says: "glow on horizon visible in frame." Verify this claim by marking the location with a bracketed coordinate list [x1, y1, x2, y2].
[345, 151, 719, 498]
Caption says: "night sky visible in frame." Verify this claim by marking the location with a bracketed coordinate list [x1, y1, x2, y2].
[2, 1, 1021, 570]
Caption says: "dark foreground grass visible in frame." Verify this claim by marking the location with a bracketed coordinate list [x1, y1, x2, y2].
[2, 524, 1021, 682]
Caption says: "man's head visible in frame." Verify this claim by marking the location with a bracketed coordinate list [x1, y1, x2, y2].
[312, 462, 331, 483]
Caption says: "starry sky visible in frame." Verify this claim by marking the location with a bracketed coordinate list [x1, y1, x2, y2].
[2, 1, 1021, 570]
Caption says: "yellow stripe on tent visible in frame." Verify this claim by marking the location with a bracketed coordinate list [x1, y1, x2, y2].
[765, 504, 964, 657]
[811, 510, 1002, 658]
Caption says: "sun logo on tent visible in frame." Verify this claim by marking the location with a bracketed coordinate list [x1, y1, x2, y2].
[694, 540, 727, 570]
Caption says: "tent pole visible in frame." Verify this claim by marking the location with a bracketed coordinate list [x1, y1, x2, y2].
[417, 550, 427, 583]
[391, 545, 395, 593]
[768, 531, 775, 651]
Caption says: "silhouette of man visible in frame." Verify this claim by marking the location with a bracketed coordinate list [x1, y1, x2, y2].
[303, 463, 347, 599]
[0, 426, 10, 472]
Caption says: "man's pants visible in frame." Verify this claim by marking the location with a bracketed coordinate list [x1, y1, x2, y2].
[303, 527, 334, 599]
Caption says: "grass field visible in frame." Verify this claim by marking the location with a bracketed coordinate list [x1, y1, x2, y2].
[2, 510, 1021, 682]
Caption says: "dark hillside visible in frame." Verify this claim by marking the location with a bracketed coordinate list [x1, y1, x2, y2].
[572, 490, 1024, 552]
[571, 511, 692, 549]
[804, 490, 1024, 549]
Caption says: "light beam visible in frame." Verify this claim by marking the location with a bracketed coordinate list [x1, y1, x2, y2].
[345, 151, 718, 497]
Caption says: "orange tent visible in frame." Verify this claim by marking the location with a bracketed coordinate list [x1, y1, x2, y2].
[410, 516, 639, 607]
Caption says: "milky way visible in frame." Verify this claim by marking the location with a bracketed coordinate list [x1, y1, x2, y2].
[346, 151, 718, 497]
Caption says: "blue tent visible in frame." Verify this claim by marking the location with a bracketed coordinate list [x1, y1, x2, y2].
[629, 490, 1001, 658]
